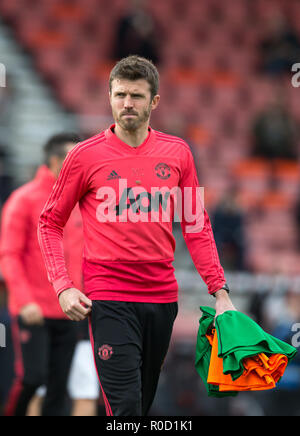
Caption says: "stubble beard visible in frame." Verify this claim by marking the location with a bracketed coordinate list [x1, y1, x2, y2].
[114, 104, 152, 133]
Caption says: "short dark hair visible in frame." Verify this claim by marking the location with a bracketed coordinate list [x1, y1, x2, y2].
[109, 55, 159, 100]
[44, 133, 81, 166]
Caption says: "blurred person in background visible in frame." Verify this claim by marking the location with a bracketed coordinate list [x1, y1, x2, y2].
[251, 87, 299, 161]
[258, 10, 300, 77]
[0, 133, 83, 416]
[113, 0, 160, 64]
[212, 187, 246, 271]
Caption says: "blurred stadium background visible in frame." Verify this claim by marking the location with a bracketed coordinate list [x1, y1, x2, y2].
[1, 0, 300, 416]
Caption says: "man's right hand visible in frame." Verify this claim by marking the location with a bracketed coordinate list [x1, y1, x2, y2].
[59, 288, 92, 322]
[20, 303, 44, 326]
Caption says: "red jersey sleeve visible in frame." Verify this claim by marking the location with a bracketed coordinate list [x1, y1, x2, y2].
[179, 146, 227, 295]
[0, 192, 36, 310]
[38, 148, 88, 296]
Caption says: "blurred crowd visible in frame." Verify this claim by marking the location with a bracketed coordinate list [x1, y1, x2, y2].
[0, 0, 300, 416]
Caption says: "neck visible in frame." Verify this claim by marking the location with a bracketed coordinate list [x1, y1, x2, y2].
[48, 166, 59, 179]
[114, 122, 150, 148]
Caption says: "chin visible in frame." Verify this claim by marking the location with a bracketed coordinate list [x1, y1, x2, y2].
[121, 119, 140, 132]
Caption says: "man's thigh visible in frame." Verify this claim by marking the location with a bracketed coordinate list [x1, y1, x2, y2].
[89, 301, 143, 416]
[141, 302, 178, 415]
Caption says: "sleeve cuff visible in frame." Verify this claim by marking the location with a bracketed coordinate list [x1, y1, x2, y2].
[52, 277, 74, 298]
[208, 281, 228, 296]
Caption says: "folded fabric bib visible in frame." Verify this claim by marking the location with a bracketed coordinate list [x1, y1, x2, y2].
[195, 307, 297, 397]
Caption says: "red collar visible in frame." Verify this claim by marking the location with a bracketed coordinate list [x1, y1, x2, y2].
[105, 124, 155, 153]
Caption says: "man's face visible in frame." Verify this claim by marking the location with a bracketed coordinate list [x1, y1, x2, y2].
[51, 142, 77, 178]
[109, 78, 159, 132]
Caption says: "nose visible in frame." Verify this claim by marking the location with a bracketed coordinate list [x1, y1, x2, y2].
[124, 95, 134, 109]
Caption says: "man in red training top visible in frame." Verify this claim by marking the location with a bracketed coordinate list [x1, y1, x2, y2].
[38, 56, 236, 416]
[0, 133, 83, 416]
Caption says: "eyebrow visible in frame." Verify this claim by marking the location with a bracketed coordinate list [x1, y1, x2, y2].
[114, 91, 146, 97]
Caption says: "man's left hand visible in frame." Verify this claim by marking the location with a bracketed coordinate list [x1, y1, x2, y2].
[214, 288, 236, 318]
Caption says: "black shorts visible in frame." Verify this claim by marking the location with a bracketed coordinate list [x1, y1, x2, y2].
[89, 300, 178, 416]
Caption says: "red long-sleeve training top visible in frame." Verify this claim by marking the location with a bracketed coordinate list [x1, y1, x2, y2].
[38, 125, 226, 303]
[0, 165, 83, 318]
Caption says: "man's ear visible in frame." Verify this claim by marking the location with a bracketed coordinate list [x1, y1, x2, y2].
[151, 94, 160, 110]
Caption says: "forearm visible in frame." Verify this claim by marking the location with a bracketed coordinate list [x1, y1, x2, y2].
[38, 218, 74, 296]
[182, 210, 227, 295]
